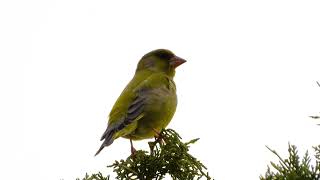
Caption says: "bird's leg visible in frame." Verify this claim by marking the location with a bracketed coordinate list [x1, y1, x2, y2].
[130, 139, 136, 155]
[152, 128, 161, 138]
[152, 128, 164, 145]
[148, 128, 163, 154]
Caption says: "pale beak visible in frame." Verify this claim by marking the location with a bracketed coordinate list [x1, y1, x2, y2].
[170, 56, 187, 68]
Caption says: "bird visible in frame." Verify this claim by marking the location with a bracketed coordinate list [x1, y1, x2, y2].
[95, 49, 186, 156]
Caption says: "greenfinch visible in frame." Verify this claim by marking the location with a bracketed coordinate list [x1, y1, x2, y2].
[95, 49, 186, 156]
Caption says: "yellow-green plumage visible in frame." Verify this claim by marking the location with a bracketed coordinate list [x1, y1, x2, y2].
[95, 49, 186, 156]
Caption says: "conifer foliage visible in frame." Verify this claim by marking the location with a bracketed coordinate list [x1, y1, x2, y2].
[78, 129, 212, 180]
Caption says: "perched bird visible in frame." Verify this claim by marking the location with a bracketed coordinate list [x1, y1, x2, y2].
[95, 49, 186, 156]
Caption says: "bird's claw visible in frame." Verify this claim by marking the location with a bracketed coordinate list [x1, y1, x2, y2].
[131, 147, 137, 155]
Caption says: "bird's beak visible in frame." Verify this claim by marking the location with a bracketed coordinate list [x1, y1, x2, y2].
[170, 56, 186, 68]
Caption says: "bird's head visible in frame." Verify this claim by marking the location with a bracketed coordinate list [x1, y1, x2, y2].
[136, 49, 186, 77]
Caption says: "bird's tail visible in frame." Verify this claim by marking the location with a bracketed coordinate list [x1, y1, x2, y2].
[95, 128, 114, 156]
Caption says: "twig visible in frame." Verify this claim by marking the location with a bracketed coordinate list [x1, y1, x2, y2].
[266, 145, 290, 170]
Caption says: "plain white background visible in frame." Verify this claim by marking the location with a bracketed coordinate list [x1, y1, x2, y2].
[1, 0, 320, 179]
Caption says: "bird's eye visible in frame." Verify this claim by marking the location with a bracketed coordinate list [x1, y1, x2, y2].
[159, 54, 170, 59]
[156, 51, 173, 60]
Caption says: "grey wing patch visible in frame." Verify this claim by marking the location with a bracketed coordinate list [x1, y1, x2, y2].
[126, 94, 145, 122]
[121, 88, 149, 129]
[95, 90, 147, 156]
[127, 94, 145, 114]
[100, 89, 148, 140]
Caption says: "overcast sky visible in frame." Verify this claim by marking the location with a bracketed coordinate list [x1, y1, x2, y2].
[1, 0, 320, 180]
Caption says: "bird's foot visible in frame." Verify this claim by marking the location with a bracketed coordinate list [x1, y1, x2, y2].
[131, 146, 137, 155]
[152, 128, 165, 145]
[148, 129, 166, 155]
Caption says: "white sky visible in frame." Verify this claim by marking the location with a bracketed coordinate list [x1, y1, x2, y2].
[1, 0, 320, 179]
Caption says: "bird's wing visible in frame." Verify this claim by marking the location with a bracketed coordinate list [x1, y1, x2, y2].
[95, 88, 146, 156]
[100, 88, 147, 139]
[96, 75, 156, 156]
[106, 73, 169, 138]
[95, 73, 170, 156]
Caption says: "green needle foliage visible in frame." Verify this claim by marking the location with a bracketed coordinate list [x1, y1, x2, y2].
[78, 129, 212, 180]
[260, 144, 320, 180]
[76, 173, 109, 180]
[109, 129, 211, 180]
